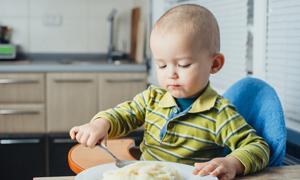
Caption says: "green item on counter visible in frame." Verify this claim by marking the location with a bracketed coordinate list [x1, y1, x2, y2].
[0, 44, 15, 55]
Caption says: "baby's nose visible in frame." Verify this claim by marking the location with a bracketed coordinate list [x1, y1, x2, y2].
[167, 67, 179, 79]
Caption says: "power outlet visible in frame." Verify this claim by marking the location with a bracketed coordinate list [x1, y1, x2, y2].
[43, 14, 63, 27]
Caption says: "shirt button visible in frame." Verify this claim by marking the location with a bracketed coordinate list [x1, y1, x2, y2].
[172, 108, 179, 113]
[168, 123, 174, 128]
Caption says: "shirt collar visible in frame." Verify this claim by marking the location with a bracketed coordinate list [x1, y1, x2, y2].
[158, 84, 219, 113]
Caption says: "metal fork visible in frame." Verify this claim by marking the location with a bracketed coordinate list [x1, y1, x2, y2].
[97, 143, 136, 168]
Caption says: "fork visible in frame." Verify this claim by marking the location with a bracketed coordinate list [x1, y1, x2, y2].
[97, 143, 137, 168]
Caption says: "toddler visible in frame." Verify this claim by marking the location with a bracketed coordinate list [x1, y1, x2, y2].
[70, 4, 270, 180]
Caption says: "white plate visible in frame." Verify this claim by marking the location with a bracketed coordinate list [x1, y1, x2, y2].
[75, 161, 218, 180]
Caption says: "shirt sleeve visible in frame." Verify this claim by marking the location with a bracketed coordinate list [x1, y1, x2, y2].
[90, 86, 150, 138]
[215, 107, 270, 175]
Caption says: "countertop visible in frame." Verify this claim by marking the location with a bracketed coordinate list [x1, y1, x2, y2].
[0, 60, 147, 73]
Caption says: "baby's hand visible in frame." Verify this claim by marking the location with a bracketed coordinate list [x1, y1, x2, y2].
[69, 118, 110, 148]
[193, 156, 244, 180]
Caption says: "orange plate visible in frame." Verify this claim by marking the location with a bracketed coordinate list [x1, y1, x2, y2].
[68, 138, 136, 174]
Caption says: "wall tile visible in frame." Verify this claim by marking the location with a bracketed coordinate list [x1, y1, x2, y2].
[87, 17, 109, 53]
[29, 0, 87, 18]
[0, 0, 29, 17]
[29, 17, 88, 53]
[86, 0, 134, 53]
[1, 0, 148, 53]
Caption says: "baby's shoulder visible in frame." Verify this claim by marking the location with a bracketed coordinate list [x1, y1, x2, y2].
[213, 95, 238, 115]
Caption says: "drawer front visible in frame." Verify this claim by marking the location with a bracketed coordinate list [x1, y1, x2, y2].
[98, 72, 147, 110]
[47, 73, 98, 132]
[0, 73, 45, 103]
[0, 104, 46, 133]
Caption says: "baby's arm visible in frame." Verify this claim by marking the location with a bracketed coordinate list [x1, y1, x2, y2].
[69, 118, 110, 148]
[92, 89, 150, 138]
[70, 87, 150, 145]
[69, 86, 152, 147]
[210, 107, 270, 176]
[193, 156, 244, 180]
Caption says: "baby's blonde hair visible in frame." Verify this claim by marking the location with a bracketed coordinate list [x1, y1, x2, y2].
[153, 4, 220, 55]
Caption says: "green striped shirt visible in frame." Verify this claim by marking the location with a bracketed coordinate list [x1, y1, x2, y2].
[92, 84, 270, 175]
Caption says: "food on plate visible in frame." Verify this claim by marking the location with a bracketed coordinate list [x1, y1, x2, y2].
[102, 161, 183, 180]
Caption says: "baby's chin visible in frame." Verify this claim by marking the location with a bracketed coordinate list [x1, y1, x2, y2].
[169, 90, 201, 98]
[169, 91, 190, 98]
[165, 86, 195, 98]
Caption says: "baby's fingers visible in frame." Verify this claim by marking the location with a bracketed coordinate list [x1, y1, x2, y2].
[100, 135, 108, 147]
[193, 162, 207, 175]
[80, 133, 90, 147]
[75, 131, 83, 143]
[86, 133, 100, 148]
[70, 126, 79, 140]
[198, 163, 219, 176]
[210, 165, 225, 177]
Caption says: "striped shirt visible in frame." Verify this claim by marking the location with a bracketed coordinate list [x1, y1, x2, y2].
[92, 84, 270, 175]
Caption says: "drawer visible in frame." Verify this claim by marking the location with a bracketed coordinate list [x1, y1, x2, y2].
[0, 104, 46, 133]
[0, 73, 45, 103]
[47, 73, 98, 132]
[98, 72, 147, 110]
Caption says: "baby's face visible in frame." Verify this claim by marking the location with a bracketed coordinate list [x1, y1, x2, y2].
[150, 30, 213, 98]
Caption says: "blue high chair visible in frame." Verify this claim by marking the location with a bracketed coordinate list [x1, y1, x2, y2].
[223, 77, 286, 167]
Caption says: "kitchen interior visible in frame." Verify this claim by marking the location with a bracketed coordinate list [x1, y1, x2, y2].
[1, 0, 300, 180]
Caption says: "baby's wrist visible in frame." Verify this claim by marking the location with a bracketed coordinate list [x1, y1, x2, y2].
[227, 156, 245, 175]
[91, 117, 111, 132]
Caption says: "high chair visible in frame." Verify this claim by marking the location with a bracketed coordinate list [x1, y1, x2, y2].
[223, 77, 286, 166]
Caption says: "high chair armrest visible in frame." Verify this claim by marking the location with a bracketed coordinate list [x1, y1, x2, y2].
[68, 138, 137, 174]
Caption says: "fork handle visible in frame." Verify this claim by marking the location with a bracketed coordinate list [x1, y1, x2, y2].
[97, 144, 120, 162]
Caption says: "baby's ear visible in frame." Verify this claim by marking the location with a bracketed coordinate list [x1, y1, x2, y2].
[210, 53, 224, 74]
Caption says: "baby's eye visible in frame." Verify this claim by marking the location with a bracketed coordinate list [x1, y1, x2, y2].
[158, 64, 167, 69]
[178, 64, 191, 68]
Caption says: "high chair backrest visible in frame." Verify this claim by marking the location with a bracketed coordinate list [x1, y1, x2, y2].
[223, 77, 286, 167]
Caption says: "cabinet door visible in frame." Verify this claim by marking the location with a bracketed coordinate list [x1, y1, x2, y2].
[48, 134, 76, 176]
[98, 73, 146, 110]
[0, 73, 45, 103]
[47, 73, 98, 132]
[0, 135, 46, 180]
[0, 104, 45, 133]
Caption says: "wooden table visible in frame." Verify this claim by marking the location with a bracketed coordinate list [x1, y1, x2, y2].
[33, 165, 300, 180]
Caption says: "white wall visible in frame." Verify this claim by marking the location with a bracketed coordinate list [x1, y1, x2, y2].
[0, 0, 147, 53]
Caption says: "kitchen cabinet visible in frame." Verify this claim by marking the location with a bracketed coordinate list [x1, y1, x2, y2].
[48, 133, 76, 176]
[47, 72, 147, 132]
[0, 70, 147, 177]
[0, 134, 46, 180]
[98, 72, 147, 110]
[0, 104, 45, 133]
[0, 73, 45, 103]
[0, 73, 46, 133]
[0, 72, 147, 133]
[47, 73, 98, 132]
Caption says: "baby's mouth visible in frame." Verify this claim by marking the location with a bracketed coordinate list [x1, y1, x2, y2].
[167, 84, 182, 89]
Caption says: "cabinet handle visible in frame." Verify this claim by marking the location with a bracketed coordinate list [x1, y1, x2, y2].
[0, 109, 40, 115]
[0, 139, 40, 144]
[54, 79, 93, 83]
[0, 79, 39, 84]
[53, 138, 75, 144]
[106, 78, 144, 83]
